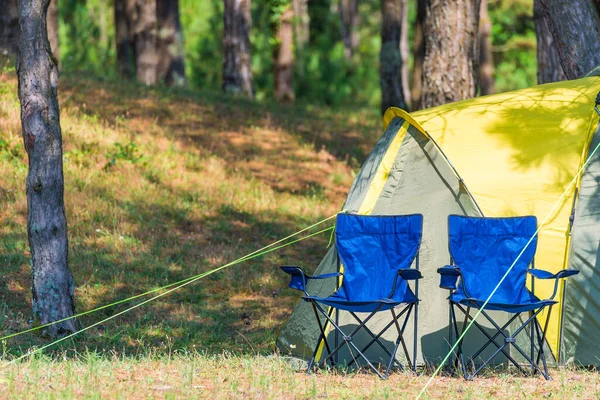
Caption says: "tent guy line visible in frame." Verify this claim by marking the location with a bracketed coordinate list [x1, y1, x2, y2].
[0, 213, 339, 344]
[416, 117, 600, 399]
[1, 225, 336, 367]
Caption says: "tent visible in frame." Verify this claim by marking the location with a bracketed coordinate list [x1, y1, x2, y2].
[276, 76, 600, 366]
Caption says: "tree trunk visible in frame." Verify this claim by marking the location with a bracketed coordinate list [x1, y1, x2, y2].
[47, 0, 59, 66]
[380, 0, 407, 114]
[340, 0, 359, 60]
[115, 0, 135, 78]
[273, 6, 295, 103]
[17, 0, 76, 338]
[534, 0, 567, 84]
[538, 0, 600, 80]
[478, 0, 495, 95]
[292, 0, 309, 50]
[400, 2, 410, 109]
[222, 0, 253, 97]
[0, 0, 19, 64]
[410, 0, 425, 111]
[421, 0, 481, 108]
[157, 0, 186, 86]
[126, 0, 158, 85]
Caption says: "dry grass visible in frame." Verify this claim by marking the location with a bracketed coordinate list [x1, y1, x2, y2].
[1, 69, 598, 398]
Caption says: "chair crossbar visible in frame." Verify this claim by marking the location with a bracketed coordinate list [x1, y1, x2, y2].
[307, 300, 415, 379]
[451, 302, 552, 380]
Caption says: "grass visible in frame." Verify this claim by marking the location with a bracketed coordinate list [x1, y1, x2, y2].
[0, 69, 598, 398]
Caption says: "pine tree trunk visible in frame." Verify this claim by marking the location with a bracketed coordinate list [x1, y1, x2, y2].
[410, 0, 425, 111]
[292, 0, 309, 49]
[115, 0, 135, 78]
[534, 0, 567, 83]
[340, 0, 359, 60]
[273, 6, 295, 103]
[126, 0, 158, 85]
[421, 0, 481, 108]
[400, 2, 410, 109]
[538, 0, 600, 79]
[380, 0, 407, 114]
[47, 0, 59, 66]
[17, 0, 76, 338]
[478, 0, 495, 95]
[157, 0, 186, 86]
[222, 0, 253, 97]
[0, 0, 19, 64]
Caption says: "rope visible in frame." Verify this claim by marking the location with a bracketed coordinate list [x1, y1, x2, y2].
[416, 118, 600, 399]
[0, 213, 339, 343]
[2, 224, 335, 366]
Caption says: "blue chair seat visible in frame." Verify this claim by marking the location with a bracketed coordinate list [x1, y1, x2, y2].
[303, 292, 417, 313]
[450, 294, 557, 313]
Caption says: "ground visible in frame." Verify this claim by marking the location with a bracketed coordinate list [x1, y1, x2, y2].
[0, 70, 598, 398]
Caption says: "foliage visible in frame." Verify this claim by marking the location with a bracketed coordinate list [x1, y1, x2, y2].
[488, 0, 537, 92]
[55, 0, 538, 108]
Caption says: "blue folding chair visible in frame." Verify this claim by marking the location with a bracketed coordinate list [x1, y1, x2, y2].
[438, 215, 578, 380]
[281, 213, 423, 379]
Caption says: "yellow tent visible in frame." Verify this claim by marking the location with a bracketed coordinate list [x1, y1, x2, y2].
[278, 76, 600, 365]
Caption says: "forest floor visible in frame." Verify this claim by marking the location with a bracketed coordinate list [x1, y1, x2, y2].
[0, 69, 599, 399]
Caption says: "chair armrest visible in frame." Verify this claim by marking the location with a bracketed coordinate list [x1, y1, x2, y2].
[528, 269, 579, 280]
[280, 265, 342, 295]
[438, 266, 461, 290]
[528, 269, 579, 300]
[397, 268, 422, 280]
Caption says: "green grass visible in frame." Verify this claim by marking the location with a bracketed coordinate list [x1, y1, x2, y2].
[1, 71, 598, 398]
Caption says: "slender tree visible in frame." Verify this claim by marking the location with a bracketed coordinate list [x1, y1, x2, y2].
[292, 0, 309, 50]
[400, 2, 410, 108]
[0, 0, 19, 64]
[538, 0, 600, 79]
[47, 0, 59, 66]
[380, 0, 408, 114]
[478, 0, 495, 95]
[421, 0, 481, 108]
[272, 3, 295, 102]
[534, 0, 567, 83]
[340, 0, 359, 60]
[115, 0, 134, 78]
[223, 0, 253, 97]
[410, 0, 426, 110]
[17, 0, 77, 338]
[126, 0, 159, 85]
[157, 0, 186, 86]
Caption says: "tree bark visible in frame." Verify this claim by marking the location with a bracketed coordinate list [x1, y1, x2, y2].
[292, 0, 309, 50]
[421, 0, 481, 108]
[538, 0, 600, 80]
[17, 0, 76, 338]
[157, 0, 186, 86]
[340, 0, 359, 60]
[400, 1, 410, 109]
[115, 0, 135, 78]
[222, 0, 253, 97]
[380, 0, 408, 114]
[410, 0, 426, 111]
[534, 0, 567, 84]
[478, 0, 495, 95]
[0, 0, 19, 64]
[273, 5, 295, 103]
[126, 0, 159, 85]
[47, 0, 59, 66]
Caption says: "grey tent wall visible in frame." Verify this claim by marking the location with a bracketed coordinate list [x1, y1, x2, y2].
[563, 123, 600, 365]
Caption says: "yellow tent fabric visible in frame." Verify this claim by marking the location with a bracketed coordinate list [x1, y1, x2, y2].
[383, 76, 600, 359]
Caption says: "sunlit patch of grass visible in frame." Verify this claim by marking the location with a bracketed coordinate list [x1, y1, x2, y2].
[0, 70, 379, 359]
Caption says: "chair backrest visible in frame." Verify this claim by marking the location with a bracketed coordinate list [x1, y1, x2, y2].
[335, 213, 423, 302]
[448, 215, 537, 303]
